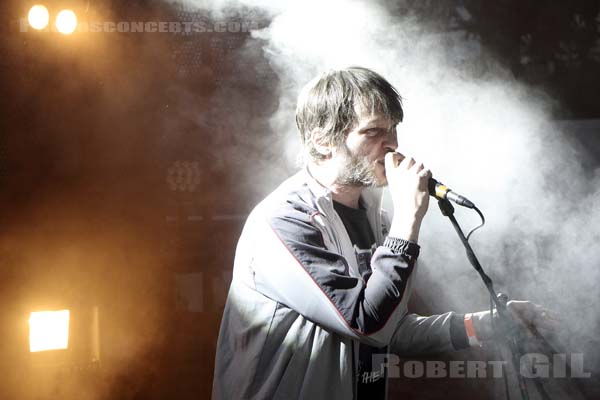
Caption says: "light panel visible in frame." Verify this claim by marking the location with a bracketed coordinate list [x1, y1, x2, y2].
[29, 310, 70, 352]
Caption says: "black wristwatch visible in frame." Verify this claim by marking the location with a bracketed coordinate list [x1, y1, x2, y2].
[383, 237, 420, 258]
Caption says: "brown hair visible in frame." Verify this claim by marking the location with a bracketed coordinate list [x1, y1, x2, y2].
[295, 66, 403, 162]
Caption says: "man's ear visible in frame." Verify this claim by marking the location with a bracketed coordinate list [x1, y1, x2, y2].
[309, 128, 333, 158]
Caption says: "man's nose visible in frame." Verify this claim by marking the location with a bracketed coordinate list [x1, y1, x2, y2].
[383, 129, 398, 151]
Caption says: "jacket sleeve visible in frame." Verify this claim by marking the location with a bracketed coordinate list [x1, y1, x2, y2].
[388, 312, 471, 356]
[241, 202, 418, 348]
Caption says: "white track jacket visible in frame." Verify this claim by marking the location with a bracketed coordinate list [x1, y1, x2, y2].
[212, 168, 469, 400]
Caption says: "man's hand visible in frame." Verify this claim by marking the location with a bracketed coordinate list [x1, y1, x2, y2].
[470, 300, 559, 343]
[385, 152, 432, 243]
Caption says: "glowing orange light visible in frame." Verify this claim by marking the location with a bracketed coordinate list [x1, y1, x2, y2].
[28, 5, 50, 30]
[55, 9, 77, 35]
[29, 310, 70, 352]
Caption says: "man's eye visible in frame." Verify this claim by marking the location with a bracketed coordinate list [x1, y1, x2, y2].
[365, 129, 381, 136]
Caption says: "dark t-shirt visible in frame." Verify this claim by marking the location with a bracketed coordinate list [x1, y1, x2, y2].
[333, 200, 387, 400]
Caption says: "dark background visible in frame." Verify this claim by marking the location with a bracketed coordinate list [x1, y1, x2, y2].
[0, 0, 598, 399]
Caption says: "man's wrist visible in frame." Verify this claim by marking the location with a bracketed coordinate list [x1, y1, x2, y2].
[464, 313, 482, 347]
[388, 217, 422, 243]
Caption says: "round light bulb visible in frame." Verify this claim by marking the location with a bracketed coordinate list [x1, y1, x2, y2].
[55, 9, 78, 35]
[28, 5, 50, 30]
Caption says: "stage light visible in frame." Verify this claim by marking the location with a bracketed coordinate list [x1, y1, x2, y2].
[29, 310, 70, 352]
[28, 5, 50, 30]
[55, 9, 77, 35]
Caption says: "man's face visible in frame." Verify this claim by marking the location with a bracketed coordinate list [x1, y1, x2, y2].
[333, 111, 399, 188]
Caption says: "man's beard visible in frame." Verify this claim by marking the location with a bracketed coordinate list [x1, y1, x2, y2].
[334, 144, 385, 188]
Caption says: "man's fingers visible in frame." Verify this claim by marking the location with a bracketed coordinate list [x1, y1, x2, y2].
[534, 308, 561, 330]
[508, 301, 539, 323]
[399, 155, 415, 170]
[384, 152, 402, 171]
[413, 162, 425, 174]
[384, 153, 431, 183]
[418, 168, 432, 179]
[413, 163, 432, 178]
[508, 301, 560, 332]
[543, 309, 561, 322]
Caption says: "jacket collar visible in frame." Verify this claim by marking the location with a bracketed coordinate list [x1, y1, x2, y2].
[301, 166, 383, 213]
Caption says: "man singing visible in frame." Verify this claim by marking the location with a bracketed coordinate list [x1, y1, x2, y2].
[212, 67, 547, 399]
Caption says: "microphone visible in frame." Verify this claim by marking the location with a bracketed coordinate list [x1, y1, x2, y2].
[428, 178, 475, 209]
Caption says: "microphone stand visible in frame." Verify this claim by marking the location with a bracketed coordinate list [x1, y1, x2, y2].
[437, 198, 551, 400]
